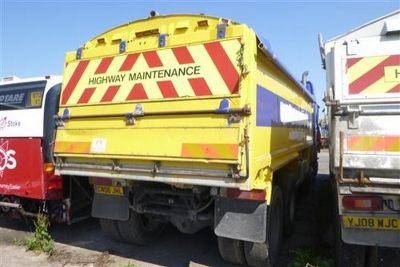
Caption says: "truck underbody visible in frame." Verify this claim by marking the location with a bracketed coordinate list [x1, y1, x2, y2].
[0, 176, 93, 225]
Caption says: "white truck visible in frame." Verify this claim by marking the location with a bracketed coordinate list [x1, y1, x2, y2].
[319, 10, 400, 266]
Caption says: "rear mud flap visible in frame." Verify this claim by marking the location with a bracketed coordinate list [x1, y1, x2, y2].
[91, 193, 130, 221]
[341, 224, 400, 248]
[214, 197, 267, 243]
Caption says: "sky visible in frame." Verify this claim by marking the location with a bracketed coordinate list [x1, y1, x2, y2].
[1, 0, 399, 114]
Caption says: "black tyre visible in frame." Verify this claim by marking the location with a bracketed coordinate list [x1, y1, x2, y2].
[117, 210, 166, 245]
[333, 193, 366, 266]
[309, 160, 318, 184]
[99, 218, 124, 242]
[217, 236, 246, 265]
[366, 246, 378, 267]
[279, 177, 296, 236]
[244, 186, 284, 267]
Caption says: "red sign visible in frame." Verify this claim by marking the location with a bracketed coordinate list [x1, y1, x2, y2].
[0, 138, 45, 199]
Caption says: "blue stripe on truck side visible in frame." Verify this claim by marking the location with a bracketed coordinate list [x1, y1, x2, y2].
[256, 84, 311, 128]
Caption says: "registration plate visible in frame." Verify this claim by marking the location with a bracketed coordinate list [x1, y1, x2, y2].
[95, 185, 124, 196]
[343, 216, 400, 230]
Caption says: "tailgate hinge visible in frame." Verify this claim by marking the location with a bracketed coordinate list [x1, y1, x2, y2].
[345, 105, 361, 129]
[125, 103, 144, 125]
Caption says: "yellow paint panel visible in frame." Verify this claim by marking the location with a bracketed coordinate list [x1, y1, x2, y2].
[384, 66, 400, 82]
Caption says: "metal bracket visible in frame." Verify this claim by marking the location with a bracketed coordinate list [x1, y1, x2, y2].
[345, 39, 359, 55]
[348, 112, 359, 129]
[125, 113, 136, 126]
[112, 160, 121, 172]
[125, 103, 144, 126]
[228, 113, 242, 124]
[55, 117, 65, 127]
[346, 105, 361, 129]
[153, 161, 160, 174]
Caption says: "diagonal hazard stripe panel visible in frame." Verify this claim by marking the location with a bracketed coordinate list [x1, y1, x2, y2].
[101, 85, 120, 102]
[204, 41, 239, 94]
[347, 56, 387, 83]
[61, 60, 90, 105]
[181, 143, 239, 159]
[157, 80, 179, 98]
[126, 83, 148, 100]
[188, 77, 212, 96]
[388, 84, 400, 93]
[95, 57, 114, 74]
[78, 87, 96, 104]
[172, 46, 195, 64]
[347, 135, 400, 152]
[119, 53, 140, 71]
[347, 57, 363, 69]
[143, 51, 163, 68]
[62, 40, 241, 105]
[348, 55, 400, 95]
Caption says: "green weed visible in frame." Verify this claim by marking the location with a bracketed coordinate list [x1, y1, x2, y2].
[119, 262, 136, 267]
[13, 237, 25, 246]
[288, 246, 333, 267]
[24, 212, 55, 256]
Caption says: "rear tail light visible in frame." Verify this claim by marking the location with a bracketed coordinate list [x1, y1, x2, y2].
[43, 163, 63, 199]
[342, 196, 383, 211]
[227, 188, 266, 201]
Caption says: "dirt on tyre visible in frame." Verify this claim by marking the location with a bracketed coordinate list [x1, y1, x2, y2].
[244, 186, 284, 267]
[99, 218, 124, 242]
[117, 210, 166, 245]
[278, 176, 296, 236]
[217, 236, 246, 265]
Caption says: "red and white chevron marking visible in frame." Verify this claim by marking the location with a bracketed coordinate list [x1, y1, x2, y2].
[61, 39, 241, 105]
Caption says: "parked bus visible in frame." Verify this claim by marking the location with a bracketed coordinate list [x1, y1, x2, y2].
[0, 75, 92, 224]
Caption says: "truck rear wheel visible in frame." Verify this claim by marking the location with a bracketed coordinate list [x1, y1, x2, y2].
[117, 210, 166, 245]
[217, 236, 246, 265]
[278, 177, 296, 236]
[99, 218, 124, 242]
[334, 211, 366, 266]
[244, 186, 283, 267]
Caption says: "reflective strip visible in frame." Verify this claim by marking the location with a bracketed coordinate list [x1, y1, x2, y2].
[54, 141, 91, 153]
[61, 40, 241, 106]
[347, 135, 400, 152]
[181, 143, 239, 159]
[347, 55, 400, 95]
[61, 60, 90, 104]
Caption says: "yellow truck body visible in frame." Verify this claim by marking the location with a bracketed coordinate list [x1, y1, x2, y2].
[54, 12, 319, 266]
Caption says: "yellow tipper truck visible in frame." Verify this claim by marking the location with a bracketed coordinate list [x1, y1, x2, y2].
[54, 11, 319, 266]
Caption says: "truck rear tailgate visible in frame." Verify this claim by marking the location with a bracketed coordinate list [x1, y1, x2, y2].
[54, 100, 242, 162]
[54, 37, 248, 186]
